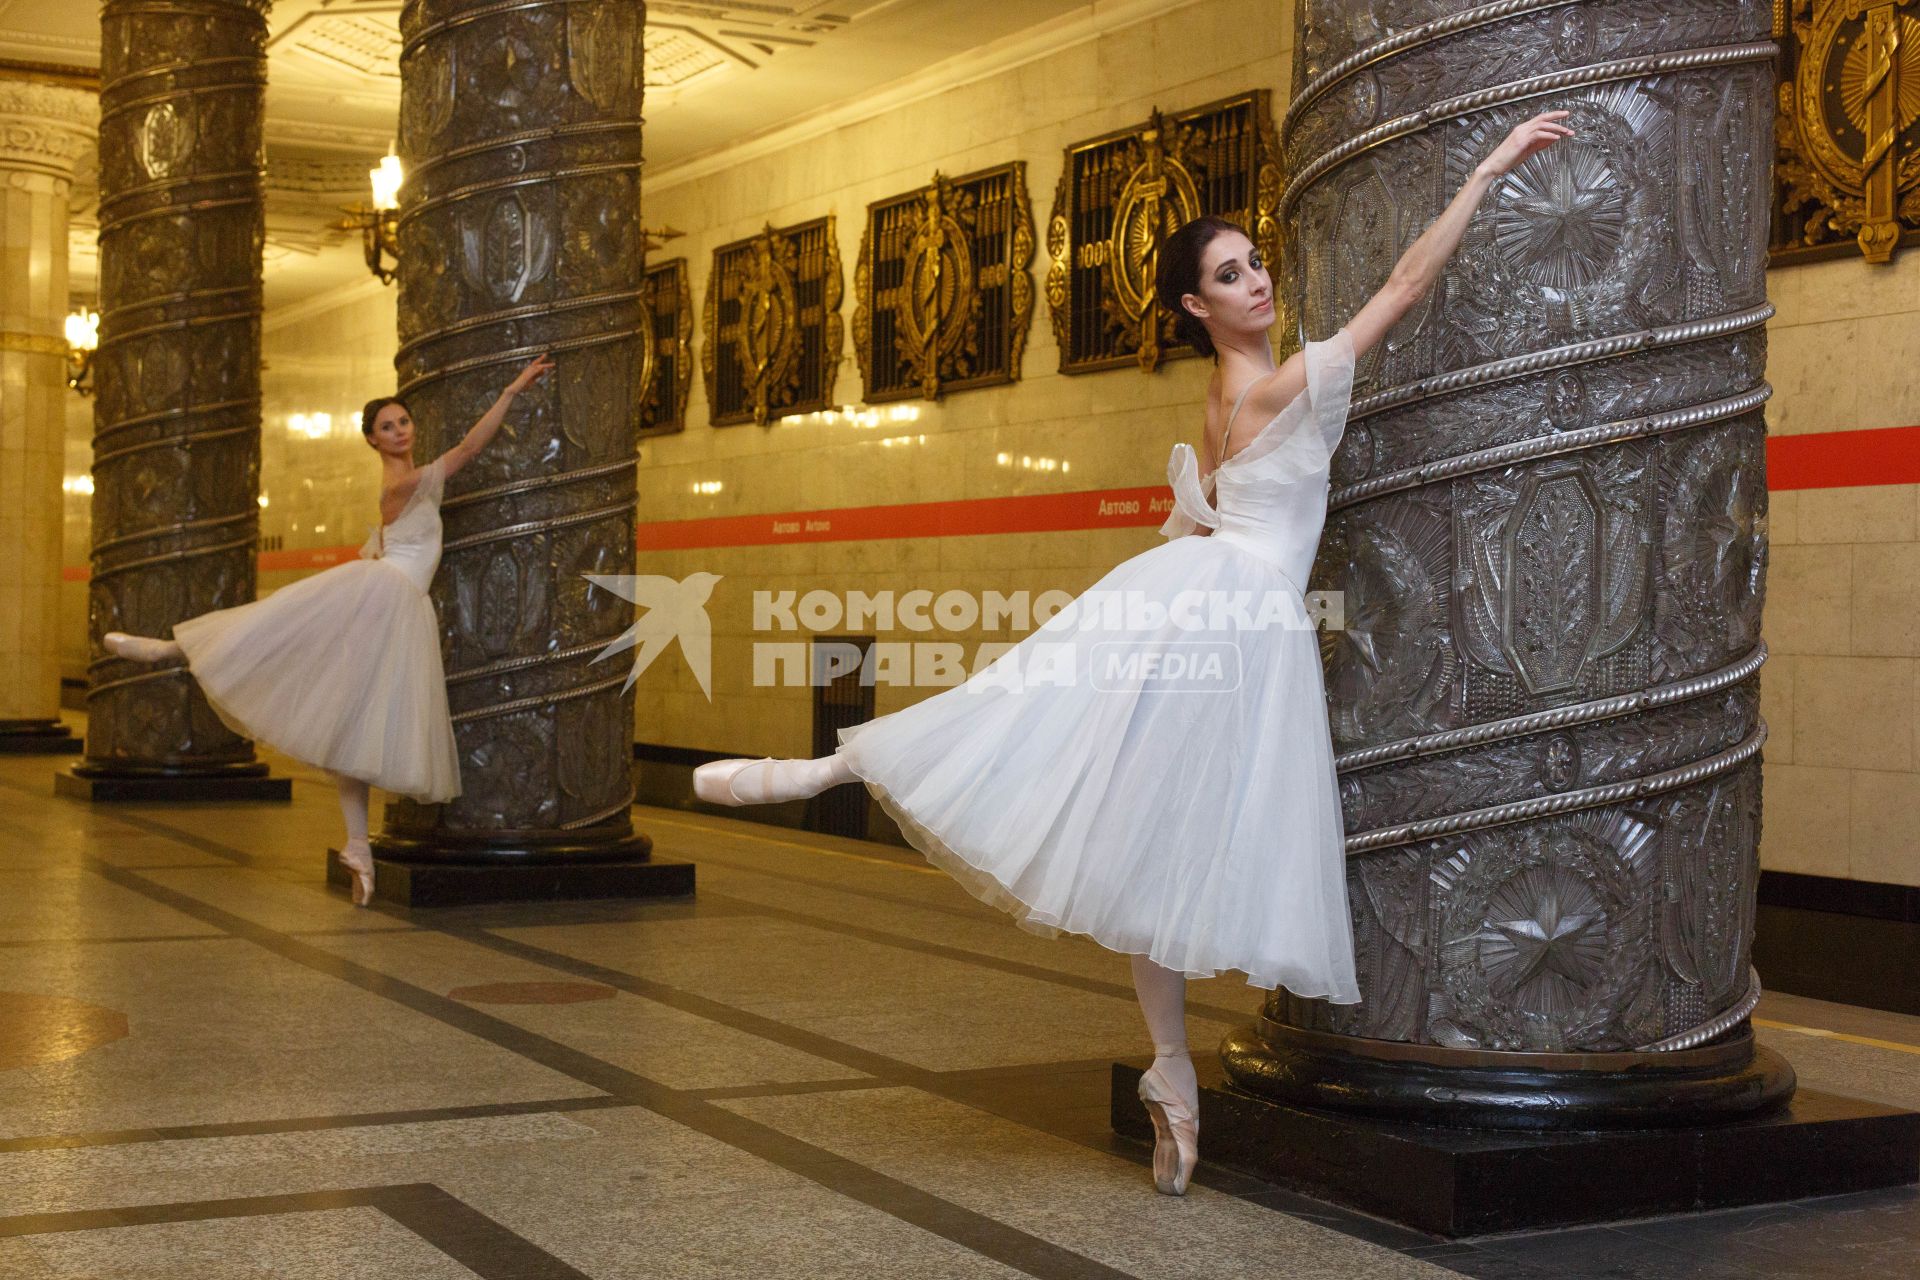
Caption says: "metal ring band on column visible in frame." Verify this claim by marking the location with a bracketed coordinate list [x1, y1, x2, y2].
[93, 397, 258, 447]
[441, 496, 637, 554]
[1328, 385, 1771, 513]
[561, 789, 636, 830]
[1283, 0, 1584, 139]
[1634, 967, 1763, 1052]
[103, 306, 258, 348]
[396, 326, 644, 399]
[446, 637, 618, 686]
[105, 1, 263, 25]
[1344, 723, 1767, 856]
[96, 54, 260, 97]
[91, 509, 257, 558]
[1278, 41, 1779, 219]
[97, 195, 257, 239]
[400, 0, 595, 56]
[440, 457, 636, 513]
[398, 159, 644, 227]
[395, 288, 646, 364]
[91, 531, 257, 583]
[1336, 642, 1768, 773]
[86, 664, 191, 698]
[96, 170, 263, 220]
[101, 285, 254, 328]
[97, 77, 265, 130]
[1349, 305, 1773, 422]
[400, 119, 643, 190]
[92, 422, 253, 468]
[450, 669, 632, 725]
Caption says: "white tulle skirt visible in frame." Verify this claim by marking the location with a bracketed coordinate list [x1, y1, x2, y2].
[837, 535, 1361, 999]
[173, 560, 461, 802]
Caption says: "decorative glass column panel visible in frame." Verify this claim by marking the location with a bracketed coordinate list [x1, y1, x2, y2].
[380, 0, 650, 864]
[1223, 0, 1791, 1127]
[79, 0, 272, 785]
[0, 77, 93, 755]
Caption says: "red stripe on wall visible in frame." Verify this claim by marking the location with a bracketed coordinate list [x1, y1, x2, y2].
[54, 424, 1920, 579]
[1766, 424, 1920, 490]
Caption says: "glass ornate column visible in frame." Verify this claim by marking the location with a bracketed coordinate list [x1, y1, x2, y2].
[62, 0, 286, 802]
[0, 76, 93, 757]
[1224, 0, 1790, 1127]
[369, 0, 690, 904]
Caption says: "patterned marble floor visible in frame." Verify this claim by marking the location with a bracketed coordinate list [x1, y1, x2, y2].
[1, 730, 1916, 1279]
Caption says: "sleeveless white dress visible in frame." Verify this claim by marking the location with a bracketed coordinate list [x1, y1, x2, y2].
[839, 331, 1361, 998]
[173, 457, 462, 802]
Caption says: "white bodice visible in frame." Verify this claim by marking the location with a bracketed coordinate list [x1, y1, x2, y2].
[1159, 329, 1356, 594]
[359, 457, 445, 594]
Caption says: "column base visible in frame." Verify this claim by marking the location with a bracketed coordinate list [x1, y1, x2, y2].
[1112, 1057, 1920, 1237]
[1222, 1021, 1796, 1131]
[56, 761, 292, 803]
[332, 848, 695, 908]
[0, 719, 83, 755]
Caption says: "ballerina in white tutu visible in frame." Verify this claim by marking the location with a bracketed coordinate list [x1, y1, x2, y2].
[104, 354, 556, 905]
[694, 112, 1573, 1193]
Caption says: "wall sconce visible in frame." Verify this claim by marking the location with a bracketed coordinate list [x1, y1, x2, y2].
[335, 147, 403, 285]
[64, 307, 98, 396]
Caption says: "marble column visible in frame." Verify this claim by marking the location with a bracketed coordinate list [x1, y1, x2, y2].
[371, 0, 688, 903]
[1224, 0, 1788, 1126]
[0, 77, 93, 755]
[62, 0, 286, 801]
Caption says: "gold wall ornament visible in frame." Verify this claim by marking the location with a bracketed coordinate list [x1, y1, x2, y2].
[639, 257, 693, 437]
[854, 162, 1034, 402]
[702, 217, 842, 426]
[1047, 90, 1284, 374]
[1774, 0, 1920, 264]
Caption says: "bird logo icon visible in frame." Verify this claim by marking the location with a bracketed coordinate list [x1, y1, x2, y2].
[583, 572, 723, 699]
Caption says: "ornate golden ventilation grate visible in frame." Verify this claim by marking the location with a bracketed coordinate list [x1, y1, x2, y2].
[702, 216, 845, 426]
[639, 257, 693, 437]
[1047, 89, 1283, 374]
[1774, 0, 1920, 264]
[853, 162, 1036, 403]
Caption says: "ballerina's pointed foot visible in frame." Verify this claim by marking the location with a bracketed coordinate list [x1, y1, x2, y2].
[1137, 1062, 1200, 1195]
[103, 632, 183, 664]
[692, 757, 844, 806]
[338, 839, 375, 907]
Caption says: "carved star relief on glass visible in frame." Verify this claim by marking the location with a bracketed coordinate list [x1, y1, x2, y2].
[853, 162, 1035, 402]
[1046, 91, 1285, 375]
[702, 218, 844, 426]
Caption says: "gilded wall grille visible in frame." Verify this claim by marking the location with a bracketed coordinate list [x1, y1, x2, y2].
[1047, 90, 1282, 374]
[639, 257, 693, 437]
[854, 162, 1035, 402]
[702, 217, 844, 426]
[1773, 1, 1920, 264]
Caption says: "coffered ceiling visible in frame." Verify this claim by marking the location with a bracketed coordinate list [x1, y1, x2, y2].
[0, 0, 1091, 306]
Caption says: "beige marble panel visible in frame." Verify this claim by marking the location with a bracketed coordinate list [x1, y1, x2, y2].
[1790, 655, 1914, 771]
[1757, 761, 1852, 876]
[1760, 542, 1852, 656]
[1849, 767, 1920, 889]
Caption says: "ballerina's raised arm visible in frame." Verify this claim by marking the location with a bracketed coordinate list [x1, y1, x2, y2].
[437, 352, 556, 478]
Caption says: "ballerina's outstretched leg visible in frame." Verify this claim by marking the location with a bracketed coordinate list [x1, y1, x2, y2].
[1130, 954, 1200, 1195]
[103, 632, 184, 663]
[692, 753, 857, 805]
[334, 774, 375, 907]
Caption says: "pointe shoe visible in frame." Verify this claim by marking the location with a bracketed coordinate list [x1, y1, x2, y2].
[692, 757, 779, 806]
[1137, 1062, 1200, 1195]
[103, 631, 181, 663]
[338, 839, 375, 907]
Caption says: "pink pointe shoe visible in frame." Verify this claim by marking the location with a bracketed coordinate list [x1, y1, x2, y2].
[338, 839, 375, 907]
[692, 758, 780, 806]
[1138, 1062, 1200, 1195]
[103, 631, 181, 663]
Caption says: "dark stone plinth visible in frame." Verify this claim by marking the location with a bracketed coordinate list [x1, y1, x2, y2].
[55, 764, 291, 803]
[1112, 1059, 1920, 1237]
[328, 849, 695, 908]
[0, 720, 82, 755]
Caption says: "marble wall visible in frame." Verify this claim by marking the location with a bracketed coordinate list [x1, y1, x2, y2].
[1758, 251, 1920, 888]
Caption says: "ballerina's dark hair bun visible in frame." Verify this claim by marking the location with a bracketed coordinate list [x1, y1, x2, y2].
[1154, 214, 1249, 360]
[359, 396, 410, 437]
